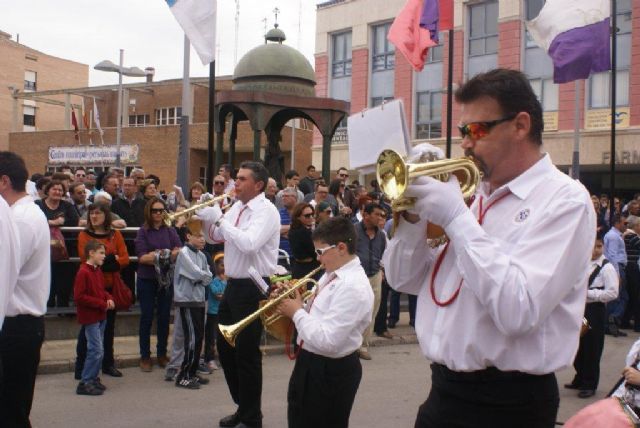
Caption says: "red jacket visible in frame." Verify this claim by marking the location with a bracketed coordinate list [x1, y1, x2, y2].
[74, 263, 112, 325]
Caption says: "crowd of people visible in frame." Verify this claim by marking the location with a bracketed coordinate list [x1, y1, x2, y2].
[4, 68, 640, 428]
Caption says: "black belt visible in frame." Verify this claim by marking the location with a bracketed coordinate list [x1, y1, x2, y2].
[431, 363, 550, 382]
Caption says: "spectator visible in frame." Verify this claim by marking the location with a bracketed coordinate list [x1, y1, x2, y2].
[101, 175, 120, 202]
[297, 165, 317, 196]
[35, 179, 79, 307]
[85, 170, 98, 196]
[145, 174, 160, 188]
[335, 167, 358, 216]
[69, 182, 90, 218]
[111, 177, 145, 227]
[605, 214, 629, 337]
[328, 178, 351, 217]
[306, 182, 331, 210]
[275, 169, 304, 209]
[35, 177, 50, 200]
[134, 197, 182, 372]
[218, 164, 235, 194]
[624, 215, 640, 332]
[129, 168, 146, 187]
[314, 201, 333, 226]
[76, 202, 130, 379]
[265, 177, 278, 204]
[82, 191, 127, 229]
[288, 203, 321, 280]
[278, 187, 298, 260]
[187, 182, 206, 206]
[204, 253, 226, 372]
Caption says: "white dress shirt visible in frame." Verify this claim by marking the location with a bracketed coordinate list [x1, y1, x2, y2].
[383, 154, 596, 374]
[206, 193, 280, 278]
[0, 196, 21, 330]
[292, 257, 374, 358]
[7, 195, 51, 317]
[586, 256, 618, 304]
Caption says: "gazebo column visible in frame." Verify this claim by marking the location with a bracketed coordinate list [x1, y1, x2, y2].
[322, 133, 332, 183]
[229, 117, 237, 168]
[253, 130, 261, 161]
[215, 130, 224, 174]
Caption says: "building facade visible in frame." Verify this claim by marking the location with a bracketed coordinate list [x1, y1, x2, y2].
[314, 0, 640, 196]
[0, 30, 88, 151]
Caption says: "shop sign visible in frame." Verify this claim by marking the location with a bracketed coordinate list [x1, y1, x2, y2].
[602, 150, 640, 165]
[331, 128, 348, 145]
[543, 112, 558, 131]
[48, 145, 139, 165]
[586, 107, 630, 129]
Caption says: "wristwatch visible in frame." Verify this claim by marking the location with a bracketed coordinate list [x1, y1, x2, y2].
[214, 218, 223, 228]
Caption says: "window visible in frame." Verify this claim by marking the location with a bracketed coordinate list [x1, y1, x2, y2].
[129, 114, 149, 127]
[371, 96, 394, 108]
[199, 167, 207, 186]
[24, 70, 36, 91]
[332, 32, 352, 78]
[23, 105, 35, 127]
[155, 107, 182, 125]
[468, 2, 498, 57]
[589, 0, 631, 108]
[427, 36, 444, 63]
[416, 92, 442, 139]
[529, 78, 558, 111]
[525, 0, 545, 48]
[372, 23, 395, 72]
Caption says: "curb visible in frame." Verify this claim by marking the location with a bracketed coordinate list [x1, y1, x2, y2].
[37, 333, 418, 375]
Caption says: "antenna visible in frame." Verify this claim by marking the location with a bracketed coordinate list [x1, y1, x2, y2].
[262, 17, 267, 37]
[273, 7, 280, 26]
[234, 0, 240, 68]
[297, 0, 302, 50]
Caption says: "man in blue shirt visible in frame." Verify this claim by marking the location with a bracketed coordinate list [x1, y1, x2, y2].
[278, 187, 297, 268]
[604, 214, 628, 336]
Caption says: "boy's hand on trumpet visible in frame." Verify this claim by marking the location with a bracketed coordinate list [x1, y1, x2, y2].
[274, 281, 304, 319]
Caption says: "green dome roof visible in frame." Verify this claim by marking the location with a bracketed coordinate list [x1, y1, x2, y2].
[232, 26, 316, 97]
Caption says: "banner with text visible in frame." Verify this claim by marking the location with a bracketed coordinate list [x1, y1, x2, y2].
[48, 145, 140, 165]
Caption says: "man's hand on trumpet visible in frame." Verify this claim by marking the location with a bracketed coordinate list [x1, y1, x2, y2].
[403, 175, 467, 228]
[196, 204, 223, 224]
[272, 280, 304, 319]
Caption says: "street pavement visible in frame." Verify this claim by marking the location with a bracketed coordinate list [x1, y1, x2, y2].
[30, 330, 639, 428]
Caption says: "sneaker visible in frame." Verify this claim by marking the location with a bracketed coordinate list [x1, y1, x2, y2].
[175, 377, 200, 389]
[164, 367, 178, 382]
[76, 382, 103, 396]
[207, 360, 220, 371]
[197, 362, 212, 375]
[195, 375, 210, 385]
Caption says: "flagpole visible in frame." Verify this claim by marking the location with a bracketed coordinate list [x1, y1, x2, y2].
[609, 0, 617, 218]
[177, 34, 191, 194]
[570, 80, 580, 179]
[445, 28, 454, 158]
[207, 61, 216, 191]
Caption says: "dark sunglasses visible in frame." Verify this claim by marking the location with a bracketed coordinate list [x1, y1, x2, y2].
[457, 114, 517, 141]
[339, 173, 349, 178]
[150, 208, 165, 214]
[214, 181, 225, 185]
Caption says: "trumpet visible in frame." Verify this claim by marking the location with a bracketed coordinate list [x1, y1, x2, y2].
[162, 194, 231, 226]
[376, 149, 480, 246]
[218, 267, 323, 347]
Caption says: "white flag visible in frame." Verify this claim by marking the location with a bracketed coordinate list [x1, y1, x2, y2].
[165, 0, 217, 65]
[93, 98, 104, 136]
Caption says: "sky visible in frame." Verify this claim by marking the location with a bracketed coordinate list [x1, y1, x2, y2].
[0, 0, 323, 87]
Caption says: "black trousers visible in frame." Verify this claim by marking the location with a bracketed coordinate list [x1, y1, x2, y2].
[573, 302, 606, 390]
[288, 349, 362, 428]
[374, 277, 391, 334]
[178, 306, 205, 379]
[624, 264, 640, 330]
[204, 313, 219, 362]
[415, 363, 559, 428]
[0, 315, 45, 428]
[217, 278, 265, 427]
[75, 309, 117, 375]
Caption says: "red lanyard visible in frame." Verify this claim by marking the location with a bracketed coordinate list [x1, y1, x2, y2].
[430, 192, 510, 307]
[234, 206, 248, 227]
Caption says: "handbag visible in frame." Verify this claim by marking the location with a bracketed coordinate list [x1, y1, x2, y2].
[110, 273, 133, 311]
[564, 396, 639, 427]
[50, 227, 69, 262]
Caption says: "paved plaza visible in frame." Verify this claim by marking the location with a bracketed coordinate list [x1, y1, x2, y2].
[31, 332, 638, 427]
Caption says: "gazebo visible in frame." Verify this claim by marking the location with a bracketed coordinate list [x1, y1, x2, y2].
[213, 24, 350, 184]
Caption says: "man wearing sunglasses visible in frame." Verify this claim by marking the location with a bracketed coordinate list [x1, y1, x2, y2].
[198, 161, 280, 428]
[383, 68, 596, 428]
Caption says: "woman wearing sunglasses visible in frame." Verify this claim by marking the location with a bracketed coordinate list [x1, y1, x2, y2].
[383, 68, 597, 428]
[288, 203, 321, 281]
[134, 197, 182, 372]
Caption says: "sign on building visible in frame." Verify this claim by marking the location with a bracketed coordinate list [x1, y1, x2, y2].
[48, 145, 140, 165]
[586, 108, 630, 130]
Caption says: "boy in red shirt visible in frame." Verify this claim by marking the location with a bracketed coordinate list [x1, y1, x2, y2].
[74, 240, 114, 395]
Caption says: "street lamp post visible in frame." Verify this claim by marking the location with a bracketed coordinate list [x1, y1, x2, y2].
[94, 49, 146, 167]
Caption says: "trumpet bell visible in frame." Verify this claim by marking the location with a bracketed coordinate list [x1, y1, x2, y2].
[377, 149, 409, 201]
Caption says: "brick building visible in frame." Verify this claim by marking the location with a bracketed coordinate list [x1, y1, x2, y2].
[314, 0, 640, 196]
[9, 75, 314, 192]
[0, 30, 88, 151]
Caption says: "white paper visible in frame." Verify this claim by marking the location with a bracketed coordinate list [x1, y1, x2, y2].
[247, 266, 270, 296]
[346, 99, 412, 170]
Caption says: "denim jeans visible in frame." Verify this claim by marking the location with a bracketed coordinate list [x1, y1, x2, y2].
[81, 320, 106, 384]
[607, 264, 628, 322]
[389, 290, 417, 325]
[137, 277, 172, 359]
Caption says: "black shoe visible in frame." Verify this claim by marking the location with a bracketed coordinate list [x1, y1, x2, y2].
[175, 377, 200, 389]
[103, 366, 123, 377]
[388, 320, 397, 329]
[578, 389, 596, 398]
[92, 378, 107, 391]
[617, 330, 628, 337]
[76, 382, 103, 396]
[219, 413, 240, 427]
[564, 382, 581, 390]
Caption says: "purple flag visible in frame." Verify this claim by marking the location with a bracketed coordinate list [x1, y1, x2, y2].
[420, 0, 440, 43]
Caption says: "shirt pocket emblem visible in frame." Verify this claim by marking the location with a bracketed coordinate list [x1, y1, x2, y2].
[514, 208, 531, 223]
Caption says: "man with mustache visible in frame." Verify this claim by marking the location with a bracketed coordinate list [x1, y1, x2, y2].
[383, 69, 596, 428]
